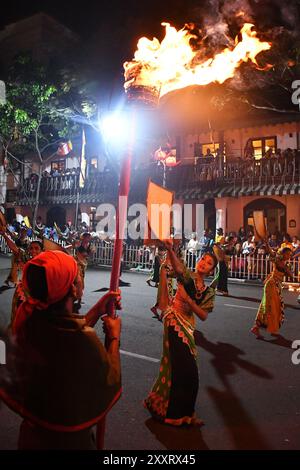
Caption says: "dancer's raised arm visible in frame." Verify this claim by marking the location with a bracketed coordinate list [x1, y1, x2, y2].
[163, 240, 184, 276]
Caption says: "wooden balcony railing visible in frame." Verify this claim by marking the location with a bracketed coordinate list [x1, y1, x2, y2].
[9, 153, 300, 205]
[168, 154, 300, 190]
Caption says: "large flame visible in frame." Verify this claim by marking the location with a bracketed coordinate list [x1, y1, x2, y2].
[124, 22, 271, 99]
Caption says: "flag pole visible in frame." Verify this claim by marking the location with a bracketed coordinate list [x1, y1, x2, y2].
[75, 127, 86, 231]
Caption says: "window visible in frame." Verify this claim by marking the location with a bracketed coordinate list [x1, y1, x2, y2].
[201, 143, 220, 157]
[51, 160, 65, 172]
[250, 137, 277, 160]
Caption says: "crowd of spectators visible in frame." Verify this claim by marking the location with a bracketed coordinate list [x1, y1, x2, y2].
[185, 227, 300, 258]
[183, 227, 300, 279]
[2, 217, 300, 280]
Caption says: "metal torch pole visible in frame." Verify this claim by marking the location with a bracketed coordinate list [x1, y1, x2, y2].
[108, 106, 136, 317]
[96, 106, 136, 450]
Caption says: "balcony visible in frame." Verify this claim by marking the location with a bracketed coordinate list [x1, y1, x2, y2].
[14, 171, 119, 205]
[168, 153, 300, 192]
[8, 152, 300, 206]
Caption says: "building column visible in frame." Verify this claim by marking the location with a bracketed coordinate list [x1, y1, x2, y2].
[215, 198, 228, 233]
[81, 212, 90, 228]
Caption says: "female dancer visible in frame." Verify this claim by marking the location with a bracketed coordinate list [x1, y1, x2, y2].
[1, 227, 29, 287]
[10, 240, 43, 329]
[144, 242, 217, 426]
[251, 246, 293, 337]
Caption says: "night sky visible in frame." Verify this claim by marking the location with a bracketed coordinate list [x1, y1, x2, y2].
[1, 1, 299, 39]
[0, 0, 199, 37]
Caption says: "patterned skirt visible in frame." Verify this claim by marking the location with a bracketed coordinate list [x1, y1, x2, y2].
[144, 308, 200, 425]
[255, 275, 284, 334]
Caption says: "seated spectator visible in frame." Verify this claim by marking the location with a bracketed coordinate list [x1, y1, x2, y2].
[52, 169, 60, 177]
[238, 227, 246, 243]
[198, 230, 211, 256]
[242, 236, 255, 255]
[280, 234, 293, 251]
[257, 241, 267, 256]
[268, 234, 279, 251]
[283, 148, 293, 158]
[292, 236, 300, 250]
[244, 140, 254, 160]
[274, 148, 282, 158]
[204, 148, 213, 159]
[264, 148, 273, 158]
[215, 228, 225, 245]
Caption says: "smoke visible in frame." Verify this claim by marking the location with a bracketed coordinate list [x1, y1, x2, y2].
[221, 0, 254, 24]
[189, 0, 254, 47]
[189, 0, 300, 41]
[187, 0, 300, 91]
[252, 0, 300, 31]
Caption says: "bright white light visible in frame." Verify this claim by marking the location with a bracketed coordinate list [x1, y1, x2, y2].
[100, 114, 130, 142]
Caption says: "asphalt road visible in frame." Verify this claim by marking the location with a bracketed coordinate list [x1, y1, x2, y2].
[0, 256, 300, 450]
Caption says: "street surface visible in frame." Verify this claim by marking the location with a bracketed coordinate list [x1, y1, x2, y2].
[0, 255, 299, 450]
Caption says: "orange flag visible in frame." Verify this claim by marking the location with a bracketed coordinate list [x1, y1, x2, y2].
[144, 180, 174, 246]
[253, 211, 267, 240]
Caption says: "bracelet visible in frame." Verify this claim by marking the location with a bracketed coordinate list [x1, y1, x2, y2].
[109, 337, 120, 341]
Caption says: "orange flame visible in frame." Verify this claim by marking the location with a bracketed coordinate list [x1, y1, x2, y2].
[124, 22, 271, 99]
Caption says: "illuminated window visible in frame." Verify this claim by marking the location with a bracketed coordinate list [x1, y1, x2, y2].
[250, 137, 277, 160]
[201, 143, 220, 157]
[51, 160, 65, 172]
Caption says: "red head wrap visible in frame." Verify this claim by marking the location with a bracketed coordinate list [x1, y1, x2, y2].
[13, 251, 78, 336]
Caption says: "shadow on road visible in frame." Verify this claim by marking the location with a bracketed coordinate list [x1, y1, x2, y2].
[0, 285, 13, 294]
[194, 330, 273, 380]
[194, 330, 272, 449]
[225, 294, 300, 311]
[256, 334, 293, 349]
[145, 418, 209, 450]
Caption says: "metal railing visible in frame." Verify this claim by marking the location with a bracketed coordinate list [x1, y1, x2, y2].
[91, 244, 299, 282]
[16, 172, 118, 202]
[169, 154, 300, 190]
[0, 235, 11, 255]
[1, 236, 299, 282]
[0, 235, 68, 255]
[10, 153, 300, 204]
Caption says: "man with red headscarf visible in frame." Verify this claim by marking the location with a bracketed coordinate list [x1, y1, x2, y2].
[0, 251, 121, 449]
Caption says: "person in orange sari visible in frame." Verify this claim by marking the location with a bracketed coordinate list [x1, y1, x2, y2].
[251, 246, 293, 338]
[0, 251, 121, 449]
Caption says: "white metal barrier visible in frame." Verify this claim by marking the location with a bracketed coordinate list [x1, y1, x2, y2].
[91, 245, 299, 282]
[0, 235, 67, 256]
[0, 235, 11, 255]
[1, 236, 299, 282]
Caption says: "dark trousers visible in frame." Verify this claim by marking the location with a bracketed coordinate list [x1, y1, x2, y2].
[217, 260, 228, 293]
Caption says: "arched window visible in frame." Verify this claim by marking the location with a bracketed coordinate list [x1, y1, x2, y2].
[244, 198, 286, 234]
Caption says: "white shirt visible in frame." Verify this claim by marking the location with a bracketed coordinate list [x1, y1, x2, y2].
[187, 239, 199, 254]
